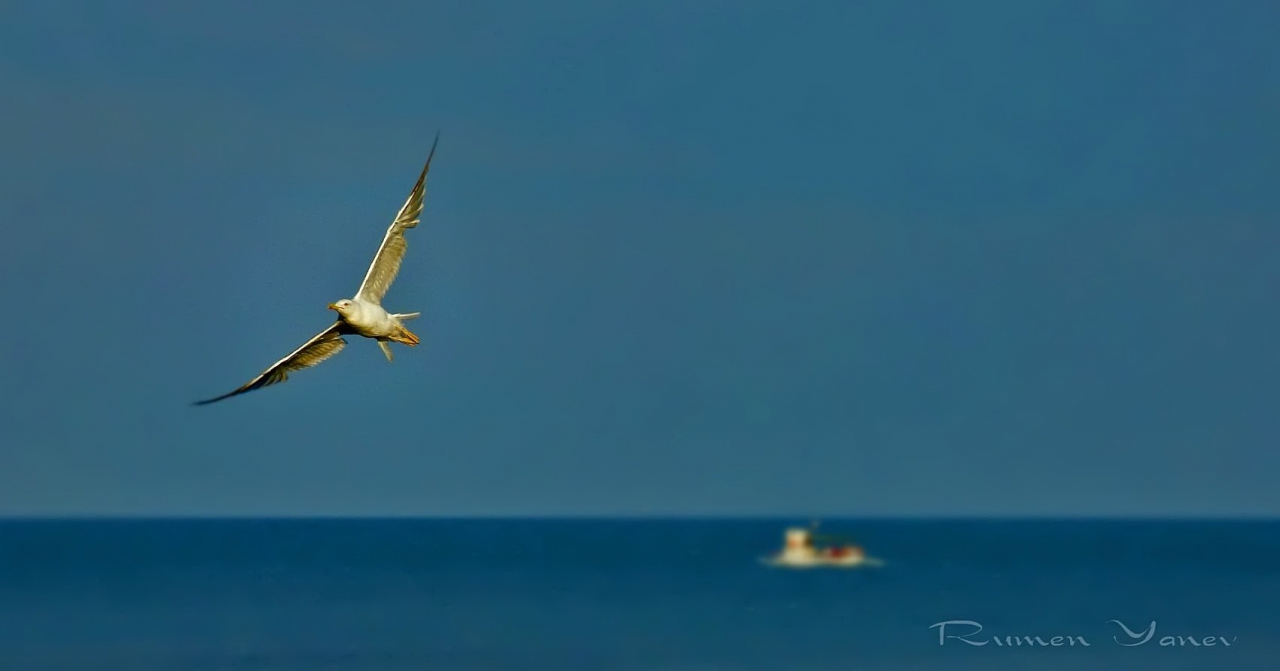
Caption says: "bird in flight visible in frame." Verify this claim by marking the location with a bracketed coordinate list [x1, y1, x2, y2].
[195, 133, 440, 405]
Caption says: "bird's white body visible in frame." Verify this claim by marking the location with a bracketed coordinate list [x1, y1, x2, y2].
[328, 297, 421, 361]
[332, 298, 400, 339]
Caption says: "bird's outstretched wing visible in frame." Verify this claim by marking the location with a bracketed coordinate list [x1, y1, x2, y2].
[194, 322, 349, 405]
[355, 132, 439, 305]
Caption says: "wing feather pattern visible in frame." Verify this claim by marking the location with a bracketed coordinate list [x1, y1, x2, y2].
[194, 322, 349, 405]
[355, 132, 439, 304]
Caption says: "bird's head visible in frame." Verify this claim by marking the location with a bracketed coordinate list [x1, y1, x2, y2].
[328, 299, 355, 315]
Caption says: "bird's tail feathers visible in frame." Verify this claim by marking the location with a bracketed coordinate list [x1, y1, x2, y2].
[392, 312, 421, 321]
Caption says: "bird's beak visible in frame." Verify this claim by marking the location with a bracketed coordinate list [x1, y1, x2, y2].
[327, 303, 338, 311]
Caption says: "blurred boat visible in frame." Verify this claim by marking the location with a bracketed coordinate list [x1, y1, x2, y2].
[761, 524, 884, 569]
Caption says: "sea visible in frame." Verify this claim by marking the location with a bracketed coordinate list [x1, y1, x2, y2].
[1, 518, 1276, 671]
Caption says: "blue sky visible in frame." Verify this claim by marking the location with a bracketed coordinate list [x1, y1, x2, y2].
[1, 1, 1277, 516]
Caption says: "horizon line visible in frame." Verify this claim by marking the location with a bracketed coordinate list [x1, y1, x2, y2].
[1, 512, 1277, 522]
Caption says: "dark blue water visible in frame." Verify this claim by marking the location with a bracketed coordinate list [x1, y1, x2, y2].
[1, 519, 1276, 670]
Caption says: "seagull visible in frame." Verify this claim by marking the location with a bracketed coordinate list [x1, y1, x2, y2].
[195, 133, 439, 406]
